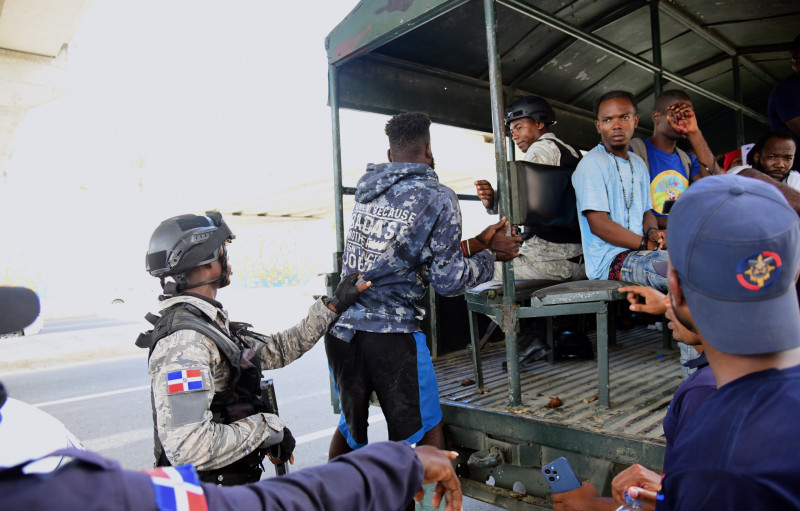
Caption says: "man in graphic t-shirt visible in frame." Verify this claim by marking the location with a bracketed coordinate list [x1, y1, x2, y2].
[629, 90, 719, 228]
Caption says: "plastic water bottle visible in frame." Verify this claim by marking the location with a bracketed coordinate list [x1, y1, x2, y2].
[615, 491, 643, 510]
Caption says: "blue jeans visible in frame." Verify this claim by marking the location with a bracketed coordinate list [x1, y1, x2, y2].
[619, 250, 668, 291]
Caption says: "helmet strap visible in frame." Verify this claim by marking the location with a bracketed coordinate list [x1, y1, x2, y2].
[176, 244, 230, 293]
[158, 277, 178, 300]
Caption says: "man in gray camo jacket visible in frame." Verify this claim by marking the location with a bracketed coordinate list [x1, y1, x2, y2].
[141, 212, 369, 485]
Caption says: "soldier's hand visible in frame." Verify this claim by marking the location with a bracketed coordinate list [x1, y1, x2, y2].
[268, 426, 296, 464]
[414, 446, 462, 511]
[330, 273, 372, 313]
[474, 180, 496, 209]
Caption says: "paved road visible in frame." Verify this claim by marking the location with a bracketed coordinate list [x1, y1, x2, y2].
[38, 316, 140, 335]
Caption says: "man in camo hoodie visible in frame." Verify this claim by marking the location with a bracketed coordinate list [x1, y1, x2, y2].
[326, 112, 521, 461]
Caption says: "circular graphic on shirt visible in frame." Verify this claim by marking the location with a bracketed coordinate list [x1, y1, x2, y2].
[650, 170, 689, 215]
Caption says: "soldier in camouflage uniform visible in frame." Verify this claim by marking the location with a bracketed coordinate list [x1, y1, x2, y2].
[326, 112, 522, 463]
[142, 212, 368, 485]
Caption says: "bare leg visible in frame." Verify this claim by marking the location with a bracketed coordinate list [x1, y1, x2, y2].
[416, 421, 444, 449]
[327, 428, 354, 461]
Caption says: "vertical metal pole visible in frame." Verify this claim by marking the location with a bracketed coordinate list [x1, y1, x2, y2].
[329, 64, 345, 274]
[596, 308, 610, 408]
[732, 55, 745, 148]
[428, 290, 439, 358]
[328, 64, 345, 414]
[468, 310, 485, 391]
[650, 0, 663, 99]
[484, 0, 521, 406]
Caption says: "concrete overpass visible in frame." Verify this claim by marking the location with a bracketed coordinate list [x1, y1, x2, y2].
[0, 0, 93, 161]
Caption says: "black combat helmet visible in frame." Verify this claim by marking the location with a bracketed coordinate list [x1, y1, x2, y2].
[504, 96, 557, 126]
[146, 212, 235, 295]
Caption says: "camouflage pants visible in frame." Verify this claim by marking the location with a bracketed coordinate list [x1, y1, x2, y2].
[492, 236, 585, 281]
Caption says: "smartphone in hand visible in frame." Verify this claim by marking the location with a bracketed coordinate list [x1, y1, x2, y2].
[541, 456, 581, 494]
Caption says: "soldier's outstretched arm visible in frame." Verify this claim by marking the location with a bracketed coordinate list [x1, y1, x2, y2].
[244, 274, 370, 369]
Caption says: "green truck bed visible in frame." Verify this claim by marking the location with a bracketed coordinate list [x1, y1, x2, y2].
[434, 326, 680, 509]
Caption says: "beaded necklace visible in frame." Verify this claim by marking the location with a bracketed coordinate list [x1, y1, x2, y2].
[613, 155, 635, 229]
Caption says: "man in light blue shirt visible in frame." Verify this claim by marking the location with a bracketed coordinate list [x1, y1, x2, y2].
[572, 90, 668, 290]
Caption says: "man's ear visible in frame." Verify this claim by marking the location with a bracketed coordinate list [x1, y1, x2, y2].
[595, 120, 601, 134]
[633, 114, 640, 129]
[667, 267, 685, 307]
[387, 148, 393, 162]
[752, 151, 760, 168]
[425, 142, 432, 160]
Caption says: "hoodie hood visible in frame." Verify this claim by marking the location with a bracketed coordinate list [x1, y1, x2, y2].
[355, 162, 439, 203]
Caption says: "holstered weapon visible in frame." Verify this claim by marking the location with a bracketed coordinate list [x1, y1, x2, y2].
[259, 378, 288, 476]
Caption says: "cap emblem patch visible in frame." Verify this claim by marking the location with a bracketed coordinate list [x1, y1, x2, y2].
[737, 252, 781, 291]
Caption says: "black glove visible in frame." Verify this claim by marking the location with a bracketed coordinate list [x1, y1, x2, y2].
[269, 426, 296, 463]
[330, 273, 362, 313]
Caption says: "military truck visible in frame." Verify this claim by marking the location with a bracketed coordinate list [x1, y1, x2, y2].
[323, 1, 797, 508]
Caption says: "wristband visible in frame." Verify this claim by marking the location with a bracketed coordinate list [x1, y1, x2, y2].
[639, 236, 648, 251]
[461, 240, 469, 257]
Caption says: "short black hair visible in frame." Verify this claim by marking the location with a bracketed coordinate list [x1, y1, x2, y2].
[594, 90, 637, 119]
[749, 130, 796, 166]
[385, 112, 431, 155]
[654, 89, 691, 113]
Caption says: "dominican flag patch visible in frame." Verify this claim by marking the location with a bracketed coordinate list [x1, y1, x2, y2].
[144, 464, 207, 511]
[167, 369, 205, 394]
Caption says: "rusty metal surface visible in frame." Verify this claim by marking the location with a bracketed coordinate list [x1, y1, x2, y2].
[435, 326, 680, 442]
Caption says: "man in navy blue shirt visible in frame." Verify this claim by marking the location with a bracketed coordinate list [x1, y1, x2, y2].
[657, 175, 800, 510]
[551, 284, 715, 511]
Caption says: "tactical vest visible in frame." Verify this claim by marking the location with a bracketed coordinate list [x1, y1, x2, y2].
[136, 302, 267, 485]
[549, 136, 582, 168]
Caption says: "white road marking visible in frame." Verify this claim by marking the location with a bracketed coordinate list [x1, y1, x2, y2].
[35, 385, 386, 450]
[33, 386, 331, 409]
[84, 428, 152, 451]
[294, 414, 386, 445]
[32, 385, 150, 407]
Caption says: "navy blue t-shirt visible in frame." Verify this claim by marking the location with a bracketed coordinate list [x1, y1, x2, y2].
[657, 364, 800, 510]
[661, 356, 715, 468]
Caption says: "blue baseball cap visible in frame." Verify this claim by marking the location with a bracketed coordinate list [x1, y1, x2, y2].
[667, 175, 800, 355]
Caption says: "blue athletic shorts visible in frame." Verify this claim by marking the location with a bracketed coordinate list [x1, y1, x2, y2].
[325, 331, 442, 450]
